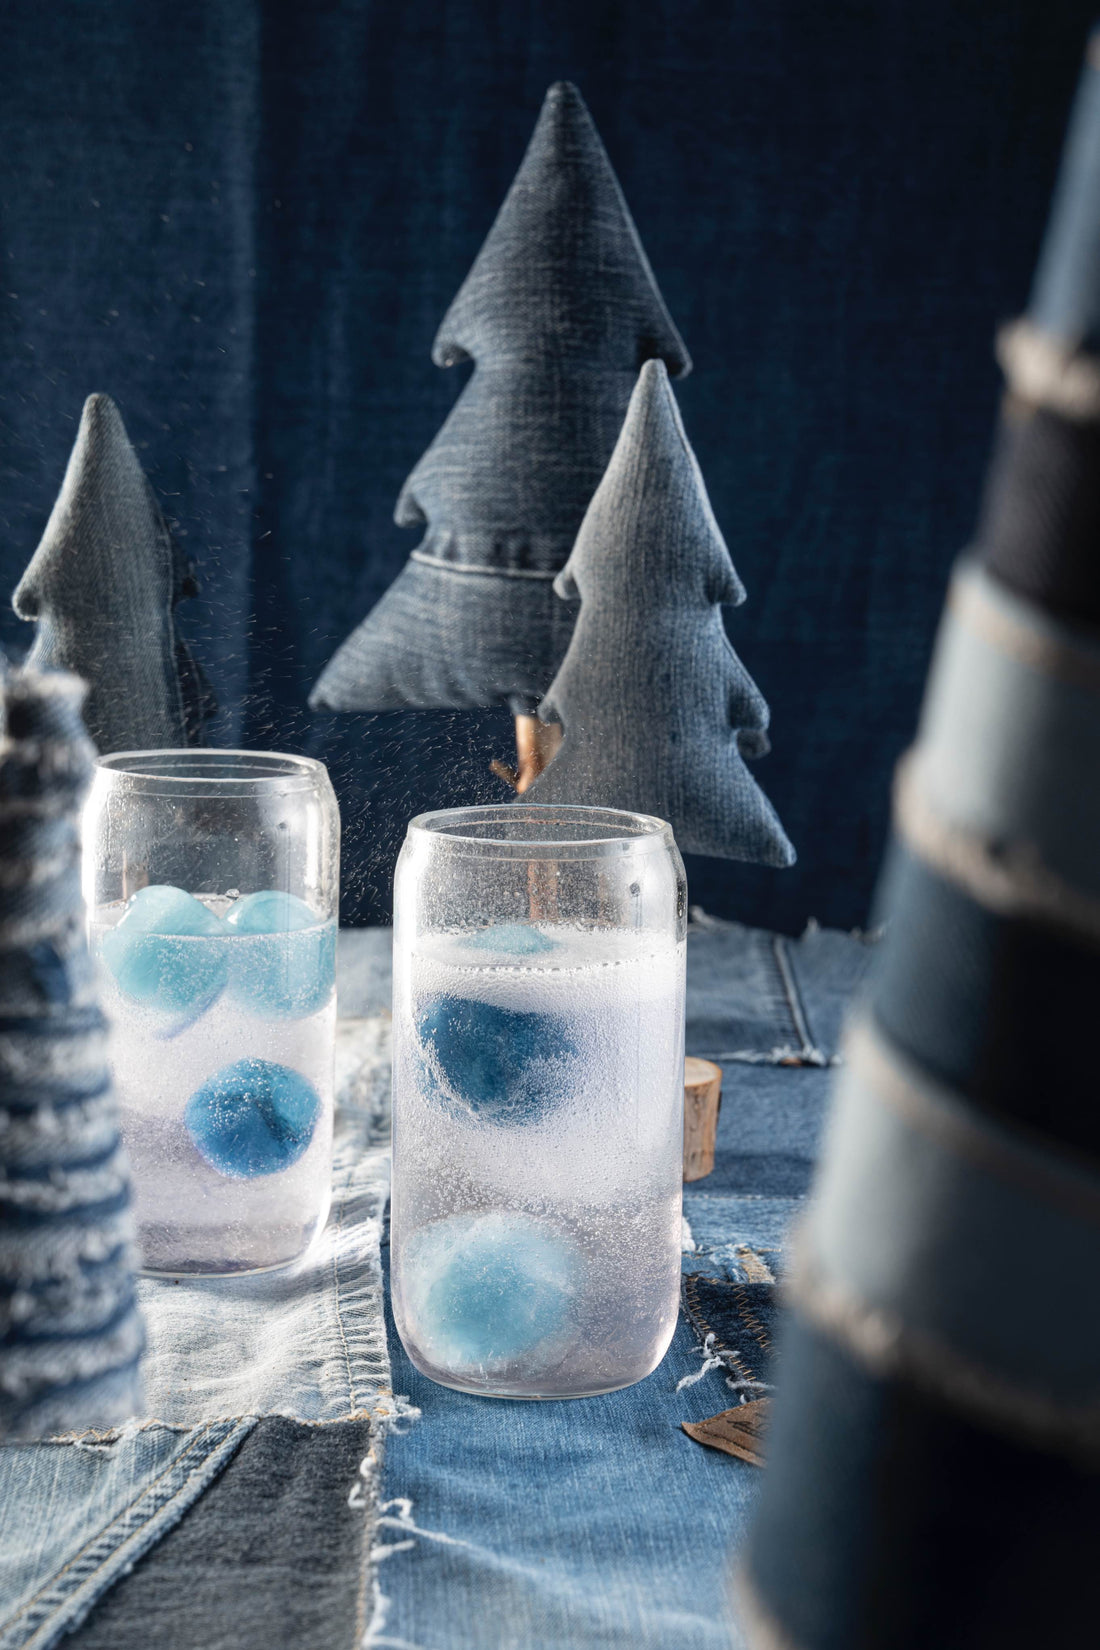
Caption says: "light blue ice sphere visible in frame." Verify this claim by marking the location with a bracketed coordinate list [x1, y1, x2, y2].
[416, 995, 578, 1125]
[403, 1211, 580, 1372]
[100, 884, 228, 1019]
[184, 1056, 321, 1178]
[225, 890, 336, 1019]
[464, 922, 559, 957]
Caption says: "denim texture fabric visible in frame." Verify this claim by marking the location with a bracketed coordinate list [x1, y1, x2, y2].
[0, 1419, 256, 1650]
[12, 396, 212, 755]
[0, 933, 396, 1650]
[0, 4, 1095, 931]
[0, 921, 873, 1650]
[66, 1416, 377, 1650]
[529, 362, 794, 866]
[871, 841, 1100, 1159]
[912, 560, 1100, 899]
[366, 918, 873, 1650]
[311, 81, 689, 717]
[745, 1317, 1100, 1650]
[1030, 33, 1100, 353]
[744, 42, 1100, 1647]
[0, 670, 143, 1441]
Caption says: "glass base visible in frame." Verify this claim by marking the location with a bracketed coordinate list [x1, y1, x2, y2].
[136, 1213, 326, 1278]
[403, 1343, 668, 1401]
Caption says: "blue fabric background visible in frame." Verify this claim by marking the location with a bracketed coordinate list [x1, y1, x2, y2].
[0, 0, 1093, 928]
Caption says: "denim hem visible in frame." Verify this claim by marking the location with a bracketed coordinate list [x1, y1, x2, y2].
[0, 1418, 257, 1650]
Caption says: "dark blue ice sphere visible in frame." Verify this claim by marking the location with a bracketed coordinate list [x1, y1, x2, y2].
[101, 884, 228, 1019]
[416, 994, 578, 1124]
[225, 889, 335, 1019]
[184, 1056, 321, 1178]
[403, 1211, 580, 1372]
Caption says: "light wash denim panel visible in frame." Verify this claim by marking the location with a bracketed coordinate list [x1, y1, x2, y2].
[529, 361, 795, 866]
[67, 1416, 378, 1650]
[11, 394, 213, 753]
[0, 933, 396, 1650]
[310, 81, 689, 717]
[0, 671, 143, 1442]
[369, 919, 875, 1650]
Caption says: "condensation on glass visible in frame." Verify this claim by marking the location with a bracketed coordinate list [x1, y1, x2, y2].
[83, 750, 340, 1275]
[391, 804, 687, 1399]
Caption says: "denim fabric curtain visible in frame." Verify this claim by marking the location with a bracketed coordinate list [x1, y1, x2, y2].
[0, 1, 1094, 929]
[0, 670, 143, 1440]
[743, 38, 1100, 1649]
[528, 359, 794, 865]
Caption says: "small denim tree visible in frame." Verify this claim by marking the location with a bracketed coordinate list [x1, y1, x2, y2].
[0, 667, 144, 1438]
[13, 394, 215, 754]
[310, 80, 690, 789]
[528, 359, 794, 865]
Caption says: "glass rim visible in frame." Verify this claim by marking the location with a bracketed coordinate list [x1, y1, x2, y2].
[92, 749, 330, 795]
[405, 803, 676, 859]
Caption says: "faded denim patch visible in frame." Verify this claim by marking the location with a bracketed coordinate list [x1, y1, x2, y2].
[0, 1419, 255, 1650]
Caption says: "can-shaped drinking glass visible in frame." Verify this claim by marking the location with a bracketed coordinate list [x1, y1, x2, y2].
[391, 804, 687, 1398]
[83, 751, 340, 1276]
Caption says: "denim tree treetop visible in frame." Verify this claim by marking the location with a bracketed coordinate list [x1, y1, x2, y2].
[12, 393, 214, 754]
[310, 80, 690, 719]
[528, 359, 794, 866]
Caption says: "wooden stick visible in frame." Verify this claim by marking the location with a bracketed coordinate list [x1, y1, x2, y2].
[683, 1056, 723, 1182]
[490, 714, 563, 792]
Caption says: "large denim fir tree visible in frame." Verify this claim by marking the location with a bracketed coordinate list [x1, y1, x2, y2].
[744, 33, 1100, 1649]
[13, 393, 214, 754]
[310, 81, 690, 784]
[528, 359, 794, 866]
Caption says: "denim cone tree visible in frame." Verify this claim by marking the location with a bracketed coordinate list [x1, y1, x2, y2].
[743, 34, 1100, 1649]
[527, 358, 794, 865]
[310, 80, 690, 790]
[0, 668, 144, 1438]
[13, 393, 215, 754]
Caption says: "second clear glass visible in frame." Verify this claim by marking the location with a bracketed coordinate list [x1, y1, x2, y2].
[390, 804, 687, 1399]
[83, 750, 340, 1276]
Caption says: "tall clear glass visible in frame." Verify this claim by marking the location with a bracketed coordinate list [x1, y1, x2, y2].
[391, 804, 687, 1399]
[83, 750, 340, 1276]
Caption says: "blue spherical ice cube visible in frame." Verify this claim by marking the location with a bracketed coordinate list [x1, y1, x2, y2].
[100, 885, 228, 1022]
[416, 994, 578, 1125]
[184, 1056, 321, 1178]
[225, 890, 335, 1019]
[402, 1211, 580, 1373]
[463, 922, 559, 957]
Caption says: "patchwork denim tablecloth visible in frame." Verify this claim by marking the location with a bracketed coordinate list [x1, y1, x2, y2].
[0, 917, 874, 1650]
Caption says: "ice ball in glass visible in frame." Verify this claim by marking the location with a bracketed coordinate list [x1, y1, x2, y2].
[402, 1211, 580, 1373]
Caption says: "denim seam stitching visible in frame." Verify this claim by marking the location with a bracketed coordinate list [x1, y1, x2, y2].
[409, 551, 557, 581]
[330, 1150, 359, 1415]
[3, 1418, 254, 1646]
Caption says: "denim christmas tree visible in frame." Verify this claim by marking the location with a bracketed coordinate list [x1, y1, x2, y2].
[13, 393, 215, 754]
[0, 667, 143, 1439]
[527, 359, 794, 865]
[743, 34, 1100, 1649]
[310, 81, 689, 786]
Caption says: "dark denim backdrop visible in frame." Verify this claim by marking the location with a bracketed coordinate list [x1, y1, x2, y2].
[0, 0, 1093, 927]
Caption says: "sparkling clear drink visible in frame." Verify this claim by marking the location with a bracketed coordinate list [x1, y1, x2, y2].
[391, 922, 686, 1398]
[92, 889, 336, 1274]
